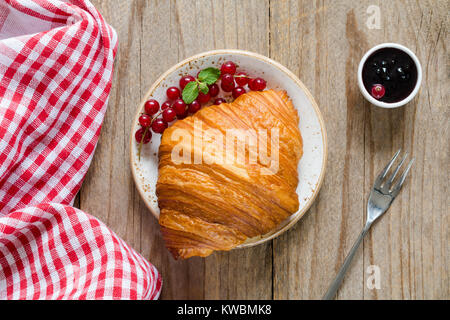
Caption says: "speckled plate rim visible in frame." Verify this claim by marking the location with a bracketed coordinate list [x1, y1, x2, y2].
[129, 49, 328, 249]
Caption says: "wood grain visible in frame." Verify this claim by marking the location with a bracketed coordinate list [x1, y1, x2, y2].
[270, 1, 367, 300]
[83, 0, 449, 300]
[361, 0, 449, 300]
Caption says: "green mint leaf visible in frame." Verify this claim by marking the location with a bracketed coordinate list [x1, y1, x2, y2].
[198, 82, 209, 94]
[182, 81, 199, 104]
[198, 67, 221, 85]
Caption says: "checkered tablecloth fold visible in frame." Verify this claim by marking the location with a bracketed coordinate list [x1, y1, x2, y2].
[0, 203, 162, 299]
[0, 0, 117, 213]
[0, 0, 162, 300]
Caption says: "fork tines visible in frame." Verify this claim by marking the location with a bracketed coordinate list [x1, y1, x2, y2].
[374, 149, 414, 196]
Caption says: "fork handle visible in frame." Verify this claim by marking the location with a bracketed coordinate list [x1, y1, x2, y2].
[322, 223, 371, 300]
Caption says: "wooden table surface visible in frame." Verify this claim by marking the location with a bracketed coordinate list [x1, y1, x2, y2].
[79, 0, 449, 299]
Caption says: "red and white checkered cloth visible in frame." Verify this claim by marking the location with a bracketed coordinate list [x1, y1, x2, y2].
[0, 0, 162, 299]
[0, 203, 162, 299]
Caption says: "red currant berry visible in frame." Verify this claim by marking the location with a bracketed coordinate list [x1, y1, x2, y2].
[213, 98, 226, 105]
[173, 99, 187, 115]
[248, 79, 256, 90]
[177, 110, 188, 119]
[161, 101, 172, 110]
[197, 92, 210, 104]
[221, 81, 235, 92]
[144, 99, 159, 115]
[166, 86, 181, 100]
[139, 114, 152, 127]
[135, 128, 151, 144]
[232, 86, 246, 99]
[151, 118, 167, 134]
[208, 84, 220, 97]
[188, 100, 201, 113]
[221, 61, 237, 75]
[179, 75, 195, 89]
[162, 108, 176, 122]
[221, 73, 235, 86]
[249, 78, 266, 91]
[256, 78, 267, 90]
[235, 72, 249, 86]
[371, 84, 385, 99]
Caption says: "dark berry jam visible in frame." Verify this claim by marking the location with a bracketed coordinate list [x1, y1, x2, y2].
[362, 47, 417, 103]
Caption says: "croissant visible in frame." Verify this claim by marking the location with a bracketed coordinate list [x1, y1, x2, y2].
[156, 90, 303, 259]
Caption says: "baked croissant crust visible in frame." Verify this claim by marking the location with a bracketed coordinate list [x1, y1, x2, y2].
[156, 90, 303, 259]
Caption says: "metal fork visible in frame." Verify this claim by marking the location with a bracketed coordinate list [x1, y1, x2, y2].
[322, 149, 414, 300]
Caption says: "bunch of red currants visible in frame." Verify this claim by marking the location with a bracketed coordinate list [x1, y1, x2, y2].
[135, 61, 267, 145]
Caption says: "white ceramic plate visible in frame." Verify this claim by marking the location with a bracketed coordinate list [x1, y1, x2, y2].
[130, 49, 327, 248]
